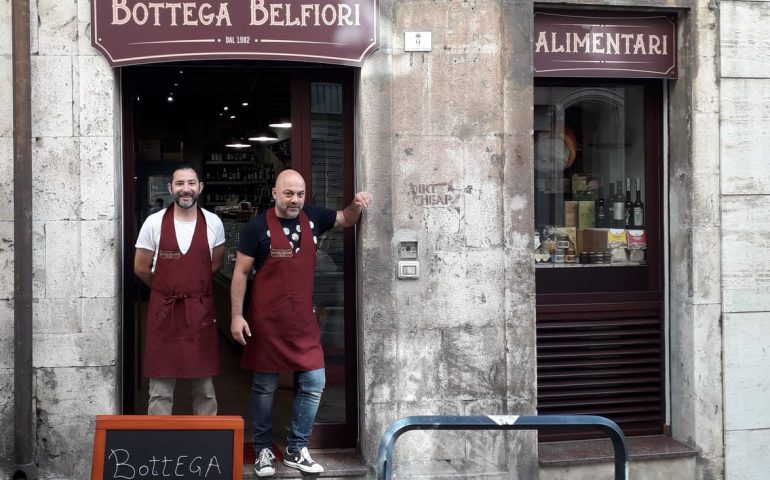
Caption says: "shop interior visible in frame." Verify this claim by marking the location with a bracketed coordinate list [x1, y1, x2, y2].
[121, 63, 355, 456]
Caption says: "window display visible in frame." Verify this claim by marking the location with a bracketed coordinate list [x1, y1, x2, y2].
[534, 84, 647, 268]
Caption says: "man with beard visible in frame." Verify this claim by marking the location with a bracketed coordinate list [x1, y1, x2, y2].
[134, 165, 226, 415]
[230, 169, 371, 477]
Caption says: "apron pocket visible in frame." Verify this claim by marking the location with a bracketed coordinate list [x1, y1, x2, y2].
[259, 296, 312, 337]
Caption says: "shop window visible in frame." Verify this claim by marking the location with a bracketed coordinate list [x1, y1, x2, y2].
[533, 80, 664, 441]
[535, 84, 648, 275]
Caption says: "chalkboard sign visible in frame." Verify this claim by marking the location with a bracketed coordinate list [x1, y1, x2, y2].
[91, 415, 243, 480]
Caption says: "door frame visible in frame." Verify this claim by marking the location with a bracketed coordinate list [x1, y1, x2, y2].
[119, 63, 359, 449]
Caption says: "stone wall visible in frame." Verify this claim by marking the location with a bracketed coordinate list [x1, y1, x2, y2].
[357, 0, 537, 477]
[720, 2, 770, 479]
[0, 0, 120, 477]
[4, 0, 768, 479]
[666, 2, 725, 480]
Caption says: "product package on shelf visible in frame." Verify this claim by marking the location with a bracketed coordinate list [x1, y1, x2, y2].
[626, 229, 647, 264]
[537, 225, 557, 264]
[534, 230, 550, 264]
[577, 228, 609, 253]
[578, 201, 595, 229]
[564, 201, 578, 227]
[555, 227, 577, 251]
[607, 229, 628, 264]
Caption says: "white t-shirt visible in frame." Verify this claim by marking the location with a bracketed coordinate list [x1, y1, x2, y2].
[135, 207, 226, 271]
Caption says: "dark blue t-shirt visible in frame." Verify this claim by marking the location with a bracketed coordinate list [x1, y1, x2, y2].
[237, 204, 337, 272]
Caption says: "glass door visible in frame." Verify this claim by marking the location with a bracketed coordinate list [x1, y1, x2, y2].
[291, 72, 357, 447]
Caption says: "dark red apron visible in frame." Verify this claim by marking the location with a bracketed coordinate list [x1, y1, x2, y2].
[143, 207, 219, 378]
[241, 209, 324, 372]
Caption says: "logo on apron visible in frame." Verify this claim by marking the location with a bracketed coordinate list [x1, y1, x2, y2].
[158, 250, 182, 260]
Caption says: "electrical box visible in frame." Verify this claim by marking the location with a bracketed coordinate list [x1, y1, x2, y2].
[397, 241, 419, 279]
[397, 260, 420, 279]
[399, 241, 418, 259]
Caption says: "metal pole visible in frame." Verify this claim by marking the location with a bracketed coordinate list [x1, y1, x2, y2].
[377, 415, 628, 480]
[11, 0, 36, 475]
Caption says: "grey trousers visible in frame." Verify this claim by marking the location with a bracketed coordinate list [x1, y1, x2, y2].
[148, 377, 218, 415]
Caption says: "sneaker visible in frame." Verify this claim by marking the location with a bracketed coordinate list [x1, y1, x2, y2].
[253, 448, 275, 477]
[283, 446, 324, 473]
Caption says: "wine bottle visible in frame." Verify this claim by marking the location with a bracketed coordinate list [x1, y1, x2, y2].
[624, 178, 633, 229]
[596, 196, 606, 228]
[613, 180, 625, 228]
[608, 182, 615, 224]
[633, 177, 645, 228]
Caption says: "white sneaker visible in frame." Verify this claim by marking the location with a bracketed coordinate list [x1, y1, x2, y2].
[254, 448, 275, 477]
[282, 446, 324, 473]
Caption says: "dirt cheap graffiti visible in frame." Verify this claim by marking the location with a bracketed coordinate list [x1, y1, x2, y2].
[409, 182, 462, 207]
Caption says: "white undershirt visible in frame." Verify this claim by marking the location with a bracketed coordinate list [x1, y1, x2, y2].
[135, 207, 226, 272]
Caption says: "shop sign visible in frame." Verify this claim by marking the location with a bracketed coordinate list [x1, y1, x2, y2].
[533, 11, 676, 78]
[91, 0, 379, 67]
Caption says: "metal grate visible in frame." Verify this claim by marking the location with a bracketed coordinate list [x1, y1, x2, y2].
[536, 302, 664, 441]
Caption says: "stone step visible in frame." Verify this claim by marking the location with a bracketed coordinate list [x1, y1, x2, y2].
[539, 435, 697, 480]
[242, 449, 367, 479]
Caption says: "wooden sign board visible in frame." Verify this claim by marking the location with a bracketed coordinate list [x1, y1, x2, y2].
[91, 415, 244, 480]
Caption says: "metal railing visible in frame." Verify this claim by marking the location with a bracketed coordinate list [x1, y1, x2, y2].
[377, 414, 628, 480]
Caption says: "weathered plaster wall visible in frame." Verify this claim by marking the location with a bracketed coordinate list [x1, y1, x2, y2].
[0, 0, 120, 477]
[357, 0, 537, 477]
[720, 2, 770, 479]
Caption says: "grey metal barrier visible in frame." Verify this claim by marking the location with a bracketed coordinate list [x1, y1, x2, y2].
[377, 414, 628, 480]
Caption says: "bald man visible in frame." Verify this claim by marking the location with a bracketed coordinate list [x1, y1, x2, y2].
[230, 169, 371, 477]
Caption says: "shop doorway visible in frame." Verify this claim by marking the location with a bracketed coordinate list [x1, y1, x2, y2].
[120, 63, 358, 451]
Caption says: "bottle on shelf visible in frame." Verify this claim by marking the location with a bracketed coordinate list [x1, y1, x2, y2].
[608, 182, 615, 224]
[612, 180, 625, 229]
[633, 177, 645, 228]
[624, 178, 633, 228]
[596, 195, 606, 228]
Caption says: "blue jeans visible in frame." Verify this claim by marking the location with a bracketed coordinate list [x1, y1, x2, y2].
[251, 368, 325, 451]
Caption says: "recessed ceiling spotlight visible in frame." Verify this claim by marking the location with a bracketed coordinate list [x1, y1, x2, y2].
[242, 102, 249, 107]
[223, 106, 229, 111]
[167, 96, 174, 103]
[230, 115, 236, 119]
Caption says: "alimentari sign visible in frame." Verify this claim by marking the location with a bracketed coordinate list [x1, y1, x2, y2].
[533, 11, 676, 78]
[91, 0, 379, 66]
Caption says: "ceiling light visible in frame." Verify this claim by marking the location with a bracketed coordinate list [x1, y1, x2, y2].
[225, 140, 251, 149]
[230, 115, 236, 119]
[223, 106, 229, 111]
[248, 131, 278, 142]
[268, 122, 291, 128]
[242, 102, 249, 107]
[167, 96, 174, 103]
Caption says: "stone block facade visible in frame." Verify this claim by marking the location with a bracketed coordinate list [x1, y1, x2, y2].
[721, 2, 770, 479]
[0, 0, 769, 479]
[0, 0, 119, 476]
